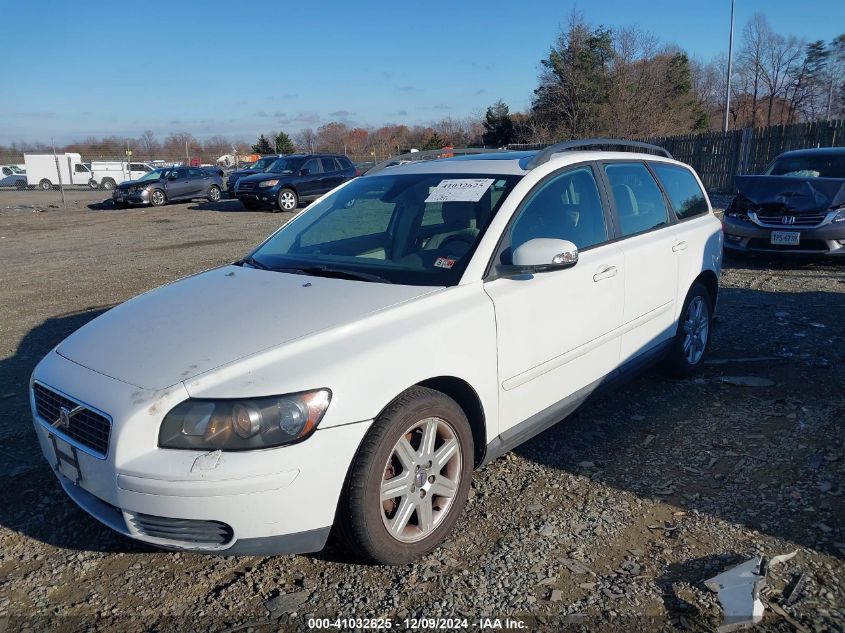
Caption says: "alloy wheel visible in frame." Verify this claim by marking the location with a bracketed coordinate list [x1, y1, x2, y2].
[208, 186, 220, 201]
[380, 417, 462, 543]
[151, 190, 165, 206]
[278, 190, 297, 211]
[682, 296, 709, 365]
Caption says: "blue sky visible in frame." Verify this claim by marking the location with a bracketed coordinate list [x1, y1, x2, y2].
[2, 0, 844, 144]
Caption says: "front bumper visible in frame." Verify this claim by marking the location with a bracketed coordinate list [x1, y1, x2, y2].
[31, 352, 370, 555]
[722, 215, 845, 256]
[235, 186, 278, 206]
[112, 188, 151, 206]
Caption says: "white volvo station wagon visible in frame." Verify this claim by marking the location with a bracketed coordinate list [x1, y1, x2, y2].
[31, 140, 723, 564]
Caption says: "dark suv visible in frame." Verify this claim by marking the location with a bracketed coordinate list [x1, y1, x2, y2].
[234, 154, 356, 211]
[225, 155, 283, 198]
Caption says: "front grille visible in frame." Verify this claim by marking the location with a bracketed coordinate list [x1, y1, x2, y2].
[130, 513, 234, 545]
[748, 238, 829, 252]
[33, 383, 111, 456]
[755, 213, 826, 227]
[238, 182, 256, 191]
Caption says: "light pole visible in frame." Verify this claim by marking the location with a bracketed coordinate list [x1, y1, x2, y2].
[723, 0, 735, 133]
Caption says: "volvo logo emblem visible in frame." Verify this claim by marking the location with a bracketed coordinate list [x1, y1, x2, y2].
[53, 405, 84, 430]
[782, 216, 795, 225]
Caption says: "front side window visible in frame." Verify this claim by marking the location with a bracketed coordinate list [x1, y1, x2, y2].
[301, 159, 322, 175]
[249, 172, 522, 285]
[605, 162, 668, 237]
[74, 164, 89, 173]
[509, 166, 608, 255]
[650, 163, 708, 220]
[188, 168, 205, 178]
[2, 167, 10, 176]
[267, 157, 304, 174]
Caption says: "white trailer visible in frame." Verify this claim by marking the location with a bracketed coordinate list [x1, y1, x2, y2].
[24, 153, 92, 190]
[89, 161, 156, 190]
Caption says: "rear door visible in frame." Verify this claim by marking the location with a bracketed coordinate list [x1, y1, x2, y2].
[648, 162, 715, 308]
[297, 158, 324, 199]
[600, 161, 679, 365]
[319, 157, 344, 193]
[187, 168, 209, 195]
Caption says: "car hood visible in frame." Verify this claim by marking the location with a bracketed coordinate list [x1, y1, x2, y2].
[238, 171, 295, 183]
[117, 178, 161, 190]
[228, 169, 264, 179]
[734, 175, 845, 213]
[56, 265, 438, 390]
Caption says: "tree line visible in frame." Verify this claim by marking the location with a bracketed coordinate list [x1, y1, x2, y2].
[1, 11, 842, 165]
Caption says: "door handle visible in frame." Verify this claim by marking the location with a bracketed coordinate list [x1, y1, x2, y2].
[672, 241, 688, 253]
[593, 265, 618, 282]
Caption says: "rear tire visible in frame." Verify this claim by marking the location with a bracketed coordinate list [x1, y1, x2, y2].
[337, 386, 473, 565]
[663, 282, 713, 377]
[276, 187, 298, 212]
[39, 179, 52, 191]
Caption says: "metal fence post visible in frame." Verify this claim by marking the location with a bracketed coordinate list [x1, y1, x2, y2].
[52, 138, 66, 207]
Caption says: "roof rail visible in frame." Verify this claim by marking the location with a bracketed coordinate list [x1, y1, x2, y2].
[524, 138, 673, 169]
[366, 147, 510, 175]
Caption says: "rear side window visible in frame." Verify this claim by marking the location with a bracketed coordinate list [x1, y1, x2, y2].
[650, 163, 708, 220]
[604, 163, 668, 237]
[320, 157, 338, 172]
[338, 157, 353, 170]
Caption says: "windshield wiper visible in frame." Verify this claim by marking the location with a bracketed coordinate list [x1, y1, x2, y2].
[238, 256, 273, 270]
[279, 266, 392, 284]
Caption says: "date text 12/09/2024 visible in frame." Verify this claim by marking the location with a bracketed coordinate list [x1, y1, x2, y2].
[306, 617, 528, 629]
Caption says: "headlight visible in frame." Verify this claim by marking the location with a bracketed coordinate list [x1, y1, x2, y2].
[258, 179, 279, 188]
[833, 208, 845, 223]
[158, 389, 331, 451]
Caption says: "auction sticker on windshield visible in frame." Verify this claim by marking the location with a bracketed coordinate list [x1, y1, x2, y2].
[425, 178, 495, 203]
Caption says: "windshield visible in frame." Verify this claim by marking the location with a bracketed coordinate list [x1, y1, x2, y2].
[766, 154, 845, 178]
[248, 172, 522, 285]
[266, 157, 305, 174]
[136, 168, 172, 182]
[247, 156, 278, 172]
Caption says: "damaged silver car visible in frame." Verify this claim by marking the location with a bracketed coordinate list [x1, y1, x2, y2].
[723, 147, 845, 256]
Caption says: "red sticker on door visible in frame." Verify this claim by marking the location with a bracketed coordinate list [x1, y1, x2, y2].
[434, 257, 456, 269]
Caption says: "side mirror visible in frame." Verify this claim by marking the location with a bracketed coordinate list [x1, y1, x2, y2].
[299, 168, 310, 176]
[511, 238, 579, 272]
[168, 172, 179, 180]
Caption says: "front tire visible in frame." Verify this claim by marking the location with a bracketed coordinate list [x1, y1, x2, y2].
[101, 178, 116, 191]
[276, 187, 298, 212]
[664, 282, 713, 377]
[338, 386, 473, 565]
[207, 185, 221, 202]
[149, 189, 167, 207]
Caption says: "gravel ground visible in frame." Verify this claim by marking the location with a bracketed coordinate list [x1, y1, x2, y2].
[0, 189, 842, 632]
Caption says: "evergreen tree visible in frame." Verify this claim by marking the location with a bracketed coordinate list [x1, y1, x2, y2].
[251, 134, 272, 154]
[421, 132, 445, 150]
[274, 131, 295, 154]
[482, 100, 515, 146]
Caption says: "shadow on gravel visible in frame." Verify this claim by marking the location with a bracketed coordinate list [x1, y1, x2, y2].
[0, 306, 153, 554]
[512, 274, 845, 559]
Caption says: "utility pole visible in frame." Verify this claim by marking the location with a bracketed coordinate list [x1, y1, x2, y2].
[185, 139, 189, 165]
[723, 0, 735, 133]
[52, 138, 66, 207]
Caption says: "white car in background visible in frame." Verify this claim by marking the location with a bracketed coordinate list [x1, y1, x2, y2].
[31, 141, 722, 564]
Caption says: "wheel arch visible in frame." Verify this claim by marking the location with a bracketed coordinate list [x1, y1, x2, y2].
[692, 269, 719, 313]
[408, 376, 488, 469]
